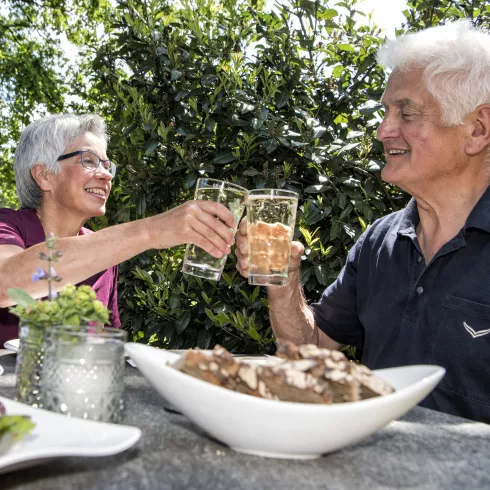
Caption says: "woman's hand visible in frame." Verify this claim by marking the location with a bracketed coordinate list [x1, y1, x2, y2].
[147, 200, 236, 257]
[235, 217, 304, 278]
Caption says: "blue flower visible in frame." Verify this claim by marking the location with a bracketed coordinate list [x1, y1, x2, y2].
[32, 267, 47, 282]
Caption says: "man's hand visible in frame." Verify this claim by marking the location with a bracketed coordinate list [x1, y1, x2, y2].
[235, 216, 305, 278]
[147, 200, 236, 257]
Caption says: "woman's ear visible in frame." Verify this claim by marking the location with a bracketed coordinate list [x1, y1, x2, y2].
[465, 104, 490, 157]
[31, 164, 51, 191]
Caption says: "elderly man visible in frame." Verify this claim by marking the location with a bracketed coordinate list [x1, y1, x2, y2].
[236, 20, 490, 423]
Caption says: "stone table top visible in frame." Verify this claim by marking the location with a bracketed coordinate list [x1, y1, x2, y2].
[1, 349, 489, 490]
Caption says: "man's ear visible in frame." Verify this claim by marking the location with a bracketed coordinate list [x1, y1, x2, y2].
[31, 164, 51, 191]
[465, 104, 490, 157]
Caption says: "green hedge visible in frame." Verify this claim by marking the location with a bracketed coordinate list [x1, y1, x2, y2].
[84, 0, 488, 353]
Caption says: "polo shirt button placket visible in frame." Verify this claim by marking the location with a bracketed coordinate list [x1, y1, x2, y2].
[417, 255, 423, 263]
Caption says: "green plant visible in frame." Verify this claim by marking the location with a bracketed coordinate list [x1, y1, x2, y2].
[8, 235, 109, 328]
[92, 0, 489, 353]
[0, 401, 35, 449]
[1, 0, 489, 353]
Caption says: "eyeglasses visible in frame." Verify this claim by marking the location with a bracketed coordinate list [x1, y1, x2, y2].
[57, 150, 117, 177]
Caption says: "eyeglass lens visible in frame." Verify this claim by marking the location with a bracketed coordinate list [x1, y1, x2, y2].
[81, 151, 116, 176]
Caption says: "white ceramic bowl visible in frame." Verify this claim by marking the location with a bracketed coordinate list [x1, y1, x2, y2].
[125, 343, 445, 459]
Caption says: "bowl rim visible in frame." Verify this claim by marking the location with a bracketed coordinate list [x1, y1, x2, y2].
[124, 343, 446, 413]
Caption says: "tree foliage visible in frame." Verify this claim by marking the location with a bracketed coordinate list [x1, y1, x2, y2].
[1, 0, 489, 352]
[0, 0, 111, 206]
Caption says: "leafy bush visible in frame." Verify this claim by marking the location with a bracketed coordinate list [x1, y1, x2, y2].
[88, 0, 488, 353]
[2, 0, 488, 353]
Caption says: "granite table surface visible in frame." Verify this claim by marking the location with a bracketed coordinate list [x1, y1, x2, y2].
[1, 349, 489, 490]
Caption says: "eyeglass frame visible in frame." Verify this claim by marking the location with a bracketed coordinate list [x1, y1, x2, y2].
[57, 150, 117, 177]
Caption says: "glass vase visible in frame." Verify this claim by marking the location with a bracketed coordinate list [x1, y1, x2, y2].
[15, 321, 45, 407]
[41, 325, 127, 423]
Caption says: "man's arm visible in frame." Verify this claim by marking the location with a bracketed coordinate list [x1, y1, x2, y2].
[235, 217, 340, 350]
[267, 268, 340, 349]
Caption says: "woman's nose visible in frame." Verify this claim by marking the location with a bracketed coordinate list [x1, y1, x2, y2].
[95, 165, 113, 181]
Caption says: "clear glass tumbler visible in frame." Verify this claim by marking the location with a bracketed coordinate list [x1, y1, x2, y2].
[41, 325, 127, 423]
[182, 178, 248, 281]
[246, 189, 299, 286]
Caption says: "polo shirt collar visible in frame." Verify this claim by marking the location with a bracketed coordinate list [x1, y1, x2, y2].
[395, 185, 490, 238]
[464, 185, 490, 233]
[396, 198, 419, 238]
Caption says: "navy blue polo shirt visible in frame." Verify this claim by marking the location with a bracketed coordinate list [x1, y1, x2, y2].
[312, 188, 490, 424]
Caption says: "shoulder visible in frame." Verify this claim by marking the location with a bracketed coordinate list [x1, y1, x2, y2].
[0, 208, 21, 221]
[349, 209, 406, 259]
[364, 209, 405, 240]
[0, 207, 38, 223]
[0, 208, 29, 247]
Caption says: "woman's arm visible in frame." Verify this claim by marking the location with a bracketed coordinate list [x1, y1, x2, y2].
[0, 200, 236, 307]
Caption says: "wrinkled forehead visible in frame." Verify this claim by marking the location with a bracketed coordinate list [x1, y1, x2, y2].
[381, 69, 437, 109]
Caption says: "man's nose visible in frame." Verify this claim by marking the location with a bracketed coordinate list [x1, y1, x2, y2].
[376, 116, 400, 141]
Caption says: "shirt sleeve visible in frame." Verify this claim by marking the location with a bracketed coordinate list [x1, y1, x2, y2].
[0, 209, 25, 248]
[107, 265, 121, 329]
[310, 232, 367, 349]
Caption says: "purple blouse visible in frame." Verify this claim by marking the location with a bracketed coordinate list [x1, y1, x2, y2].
[0, 208, 120, 345]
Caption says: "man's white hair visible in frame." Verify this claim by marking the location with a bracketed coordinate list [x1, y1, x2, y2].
[14, 114, 108, 209]
[377, 20, 490, 126]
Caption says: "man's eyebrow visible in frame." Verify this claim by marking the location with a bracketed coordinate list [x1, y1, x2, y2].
[381, 98, 418, 109]
[395, 98, 417, 107]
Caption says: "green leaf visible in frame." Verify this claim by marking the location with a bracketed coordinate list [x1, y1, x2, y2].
[276, 90, 290, 108]
[171, 70, 182, 81]
[338, 44, 355, 52]
[0, 415, 35, 444]
[359, 100, 383, 115]
[197, 327, 213, 349]
[135, 194, 146, 215]
[175, 312, 191, 334]
[247, 326, 261, 342]
[8, 288, 36, 307]
[314, 264, 329, 286]
[305, 184, 329, 193]
[213, 152, 237, 164]
[145, 141, 159, 155]
[320, 8, 338, 19]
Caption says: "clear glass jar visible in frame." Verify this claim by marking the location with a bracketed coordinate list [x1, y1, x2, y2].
[41, 325, 127, 423]
[15, 321, 45, 407]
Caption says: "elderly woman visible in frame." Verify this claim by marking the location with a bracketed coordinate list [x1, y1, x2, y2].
[0, 114, 235, 344]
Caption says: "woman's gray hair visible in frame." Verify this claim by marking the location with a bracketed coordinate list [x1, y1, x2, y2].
[377, 20, 490, 127]
[14, 114, 108, 209]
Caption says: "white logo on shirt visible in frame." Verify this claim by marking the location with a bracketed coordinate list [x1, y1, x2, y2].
[463, 322, 490, 339]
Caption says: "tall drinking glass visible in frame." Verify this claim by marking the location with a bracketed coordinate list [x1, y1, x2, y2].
[41, 325, 127, 423]
[182, 178, 248, 281]
[246, 189, 299, 286]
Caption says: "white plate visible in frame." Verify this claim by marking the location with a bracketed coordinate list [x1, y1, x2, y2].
[125, 343, 445, 460]
[0, 396, 141, 475]
[3, 339, 19, 353]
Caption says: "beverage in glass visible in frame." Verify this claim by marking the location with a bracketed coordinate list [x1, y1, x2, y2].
[182, 178, 248, 281]
[246, 189, 299, 286]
